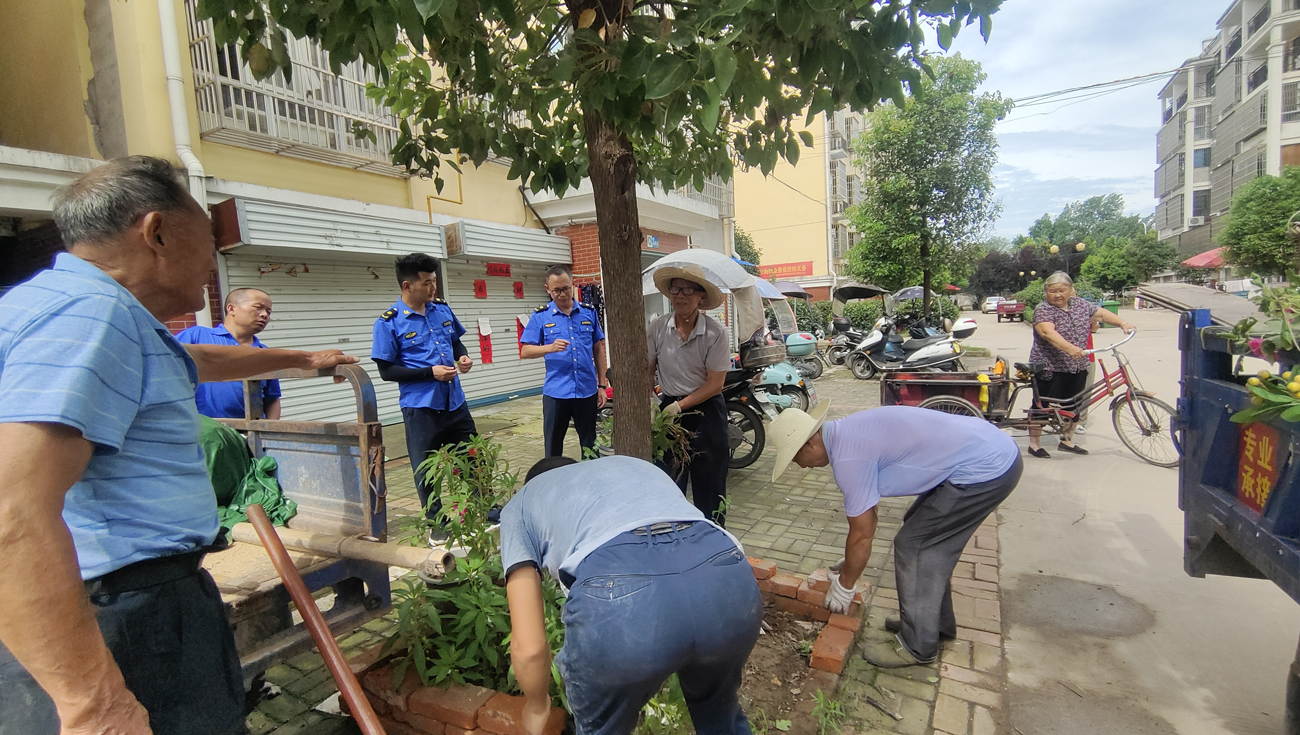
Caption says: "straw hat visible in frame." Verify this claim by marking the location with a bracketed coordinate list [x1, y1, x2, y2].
[770, 400, 832, 482]
[653, 265, 725, 310]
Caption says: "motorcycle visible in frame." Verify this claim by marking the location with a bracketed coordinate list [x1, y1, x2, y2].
[756, 360, 815, 413]
[785, 331, 824, 381]
[847, 315, 976, 379]
[827, 318, 866, 365]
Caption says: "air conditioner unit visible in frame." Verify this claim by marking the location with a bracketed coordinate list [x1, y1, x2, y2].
[1188, 216, 1206, 226]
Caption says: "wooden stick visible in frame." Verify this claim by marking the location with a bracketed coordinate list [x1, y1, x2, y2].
[229, 522, 454, 578]
[246, 504, 386, 735]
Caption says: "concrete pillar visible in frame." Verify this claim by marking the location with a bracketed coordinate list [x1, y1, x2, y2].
[1268, 20, 1286, 176]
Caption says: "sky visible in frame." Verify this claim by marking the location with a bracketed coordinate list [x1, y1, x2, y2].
[944, 0, 1229, 241]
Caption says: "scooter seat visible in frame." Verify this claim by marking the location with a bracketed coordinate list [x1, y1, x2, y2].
[722, 369, 752, 387]
[901, 335, 947, 351]
[1014, 361, 1048, 375]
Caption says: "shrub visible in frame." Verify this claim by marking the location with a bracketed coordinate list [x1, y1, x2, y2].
[1015, 279, 1045, 311]
[793, 299, 835, 333]
[843, 300, 885, 329]
[896, 297, 959, 323]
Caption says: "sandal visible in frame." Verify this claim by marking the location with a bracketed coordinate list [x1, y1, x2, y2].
[1057, 442, 1089, 455]
[1028, 447, 1051, 459]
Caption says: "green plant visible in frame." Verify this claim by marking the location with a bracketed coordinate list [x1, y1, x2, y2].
[416, 436, 518, 561]
[635, 675, 691, 735]
[843, 300, 885, 330]
[1014, 279, 1045, 311]
[896, 296, 959, 323]
[793, 299, 829, 333]
[811, 690, 848, 735]
[751, 709, 792, 735]
[798, 639, 815, 658]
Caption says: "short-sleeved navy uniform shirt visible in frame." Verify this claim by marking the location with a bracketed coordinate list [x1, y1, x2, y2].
[371, 299, 467, 411]
[175, 324, 282, 418]
[521, 301, 605, 399]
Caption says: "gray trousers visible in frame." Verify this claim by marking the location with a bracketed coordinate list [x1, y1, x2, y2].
[894, 456, 1023, 660]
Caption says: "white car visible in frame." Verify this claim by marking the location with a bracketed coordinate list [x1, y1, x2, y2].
[981, 296, 1004, 314]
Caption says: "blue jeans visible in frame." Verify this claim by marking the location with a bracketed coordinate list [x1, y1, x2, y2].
[558, 523, 763, 735]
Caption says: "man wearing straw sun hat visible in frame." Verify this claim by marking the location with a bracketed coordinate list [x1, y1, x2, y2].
[646, 264, 734, 525]
[769, 402, 1022, 668]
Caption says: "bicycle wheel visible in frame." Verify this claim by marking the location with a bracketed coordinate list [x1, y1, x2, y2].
[918, 395, 984, 418]
[1111, 394, 1179, 468]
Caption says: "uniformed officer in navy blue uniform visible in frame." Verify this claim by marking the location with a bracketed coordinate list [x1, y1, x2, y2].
[520, 265, 608, 457]
[372, 253, 476, 526]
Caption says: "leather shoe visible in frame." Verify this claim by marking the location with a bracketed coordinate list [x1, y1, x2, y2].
[862, 636, 934, 668]
[1057, 442, 1089, 455]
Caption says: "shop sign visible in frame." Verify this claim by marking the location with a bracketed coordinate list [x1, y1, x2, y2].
[486, 262, 512, 277]
[758, 261, 814, 279]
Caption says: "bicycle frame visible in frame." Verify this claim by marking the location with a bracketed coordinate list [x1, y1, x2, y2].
[1001, 331, 1142, 433]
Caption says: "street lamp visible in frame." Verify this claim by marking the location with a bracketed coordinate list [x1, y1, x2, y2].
[1049, 243, 1086, 273]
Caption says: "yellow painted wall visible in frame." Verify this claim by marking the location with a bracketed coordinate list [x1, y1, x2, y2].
[202, 142, 412, 208]
[0, 0, 98, 157]
[415, 161, 545, 229]
[732, 113, 830, 276]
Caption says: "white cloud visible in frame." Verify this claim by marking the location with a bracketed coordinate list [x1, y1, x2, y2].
[942, 0, 1228, 238]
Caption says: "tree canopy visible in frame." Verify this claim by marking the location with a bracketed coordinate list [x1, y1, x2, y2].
[198, 0, 1003, 458]
[844, 54, 1012, 312]
[733, 226, 762, 277]
[1024, 193, 1145, 246]
[1219, 166, 1300, 275]
[1078, 233, 1175, 295]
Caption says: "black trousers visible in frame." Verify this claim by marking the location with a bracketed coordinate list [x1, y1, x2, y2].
[660, 393, 731, 526]
[0, 565, 245, 735]
[894, 456, 1023, 660]
[542, 394, 599, 458]
[403, 402, 478, 520]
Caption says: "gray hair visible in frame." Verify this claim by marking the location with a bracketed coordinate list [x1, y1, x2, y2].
[52, 156, 195, 247]
[1043, 271, 1074, 288]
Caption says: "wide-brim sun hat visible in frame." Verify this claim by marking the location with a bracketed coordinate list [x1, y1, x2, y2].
[653, 265, 726, 310]
[770, 400, 832, 482]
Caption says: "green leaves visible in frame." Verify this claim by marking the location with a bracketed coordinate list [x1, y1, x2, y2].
[713, 46, 738, 95]
[413, 0, 443, 21]
[645, 54, 690, 100]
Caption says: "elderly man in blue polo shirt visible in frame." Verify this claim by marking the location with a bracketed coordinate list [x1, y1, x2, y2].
[521, 265, 608, 457]
[0, 156, 356, 735]
[372, 253, 475, 528]
[177, 287, 282, 419]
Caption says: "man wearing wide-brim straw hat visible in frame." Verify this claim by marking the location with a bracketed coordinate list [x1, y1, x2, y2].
[769, 402, 1023, 668]
[646, 264, 734, 525]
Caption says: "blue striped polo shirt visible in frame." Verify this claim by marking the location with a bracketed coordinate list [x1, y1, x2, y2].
[0, 253, 219, 579]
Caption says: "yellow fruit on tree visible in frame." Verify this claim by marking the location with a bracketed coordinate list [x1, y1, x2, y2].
[1285, 372, 1294, 380]
[1259, 370, 1272, 380]
[1252, 396, 1265, 406]
[1248, 377, 1262, 387]
[1288, 382, 1300, 393]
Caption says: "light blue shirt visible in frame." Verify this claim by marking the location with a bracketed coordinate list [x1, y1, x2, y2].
[499, 456, 740, 586]
[520, 301, 605, 399]
[821, 406, 1019, 518]
[371, 300, 467, 411]
[0, 253, 219, 579]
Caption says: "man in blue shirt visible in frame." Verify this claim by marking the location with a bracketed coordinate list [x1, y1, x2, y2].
[177, 287, 282, 419]
[0, 156, 356, 734]
[501, 455, 761, 735]
[521, 265, 608, 457]
[769, 403, 1022, 670]
[372, 253, 476, 526]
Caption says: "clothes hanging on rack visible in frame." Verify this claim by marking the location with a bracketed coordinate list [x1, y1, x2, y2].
[578, 283, 606, 328]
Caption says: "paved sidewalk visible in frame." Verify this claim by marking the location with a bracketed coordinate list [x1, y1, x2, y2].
[247, 364, 1012, 735]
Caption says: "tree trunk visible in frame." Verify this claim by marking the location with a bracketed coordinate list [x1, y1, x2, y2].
[583, 106, 652, 460]
[921, 235, 932, 320]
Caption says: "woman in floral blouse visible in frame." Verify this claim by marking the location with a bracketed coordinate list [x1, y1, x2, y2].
[1027, 272, 1135, 458]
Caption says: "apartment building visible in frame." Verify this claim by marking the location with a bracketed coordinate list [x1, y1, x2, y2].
[0, 0, 732, 424]
[1156, 0, 1300, 263]
[732, 109, 866, 300]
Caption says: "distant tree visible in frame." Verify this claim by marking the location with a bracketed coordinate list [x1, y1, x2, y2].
[1174, 263, 1211, 286]
[979, 235, 1013, 253]
[1028, 194, 1145, 246]
[967, 250, 1021, 301]
[1127, 232, 1177, 282]
[1219, 167, 1300, 274]
[733, 226, 761, 277]
[845, 54, 1012, 316]
[1076, 233, 1172, 295]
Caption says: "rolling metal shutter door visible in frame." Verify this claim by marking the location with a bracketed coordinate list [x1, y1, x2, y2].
[223, 251, 408, 424]
[442, 258, 550, 404]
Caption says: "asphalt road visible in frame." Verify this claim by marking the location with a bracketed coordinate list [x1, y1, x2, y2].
[962, 306, 1300, 735]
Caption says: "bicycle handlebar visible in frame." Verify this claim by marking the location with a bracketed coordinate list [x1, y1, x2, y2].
[1083, 328, 1137, 356]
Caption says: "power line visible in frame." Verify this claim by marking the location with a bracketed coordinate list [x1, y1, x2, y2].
[746, 220, 828, 233]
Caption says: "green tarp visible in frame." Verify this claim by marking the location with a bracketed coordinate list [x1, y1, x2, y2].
[198, 416, 297, 528]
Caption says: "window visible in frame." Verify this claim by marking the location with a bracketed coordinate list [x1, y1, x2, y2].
[1194, 148, 1211, 168]
[1192, 189, 1211, 217]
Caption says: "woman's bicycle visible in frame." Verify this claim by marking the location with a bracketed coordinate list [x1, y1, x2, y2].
[893, 331, 1179, 468]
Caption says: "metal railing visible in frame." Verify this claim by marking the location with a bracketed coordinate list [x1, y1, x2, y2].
[184, 0, 404, 176]
[1285, 82, 1300, 122]
[1226, 29, 1243, 61]
[1248, 3, 1272, 36]
[1195, 106, 1212, 140]
[673, 176, 734, 219]
[1195, 81, 1215, 99]
[1247, 63, 1269, 93]
[1177, 90, 1189, 110]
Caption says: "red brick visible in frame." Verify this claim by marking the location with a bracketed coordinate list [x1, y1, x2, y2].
[363, 664, 423, 711]
[756, 578, 774, 594]
[446, 727, 481, 735]
[806, 669, 839, 695]
[774, 595, 831, 622]
[796, 580, 826, 606]
[349, 643, 392, 675]
[806, 569, 831, 593]
[408, 683, 496, 730]
[400, 710, 448, 735]
[749, 558, 777, 580]
[770, 574, 802, 598]
[761, 591, 776, 606]
[809, 626, 855, 673]
[477, 693, 566, 735]
[827, 614, 862, 633]
[381, 717, 425, 735]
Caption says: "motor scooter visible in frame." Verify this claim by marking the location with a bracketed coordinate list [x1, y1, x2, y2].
[847, 315, 974, 379]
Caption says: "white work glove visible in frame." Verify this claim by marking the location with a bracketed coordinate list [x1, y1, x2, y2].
[663, 401, 682, 415]
[825, 573, 857, 615]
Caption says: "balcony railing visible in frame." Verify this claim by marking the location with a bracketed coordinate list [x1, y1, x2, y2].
[674, 176, 734, 219]
[1248, 3, 1272, 36]
[1226, 29, 1243, 61]
[1177, 90, 1189, 110]
[1247, 63, 1269, 93]
[1286, 82, 1300, 122]
[1195, 81, 1215, 99]
[184, 0, 404, 177]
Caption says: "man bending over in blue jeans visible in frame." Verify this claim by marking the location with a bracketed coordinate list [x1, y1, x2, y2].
[499, 455, 763, 735]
